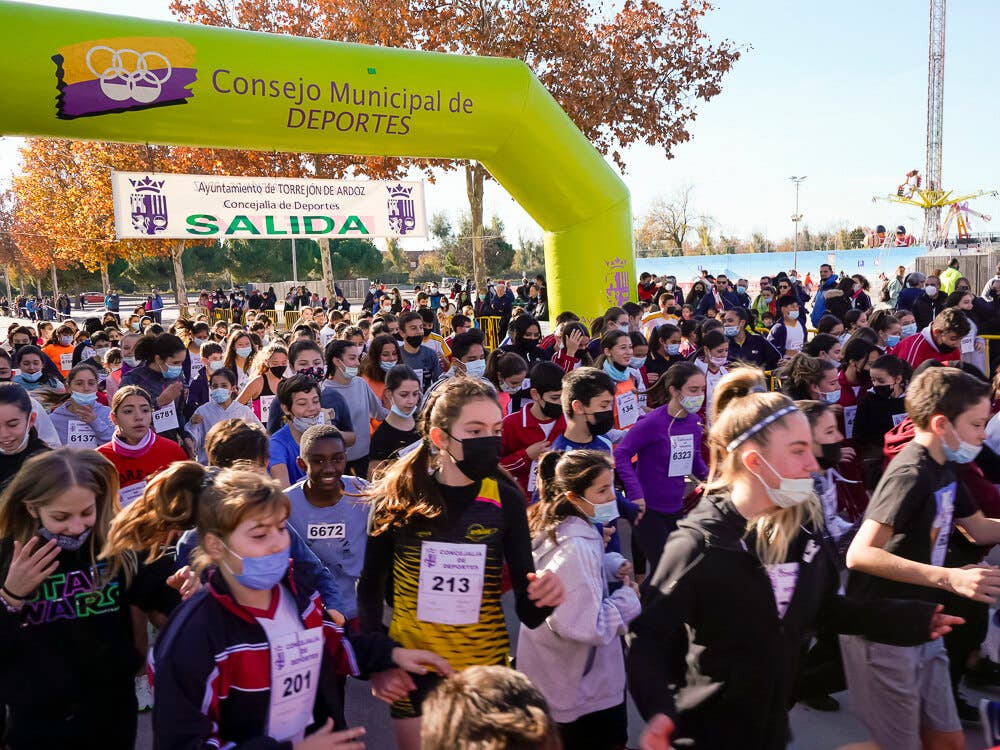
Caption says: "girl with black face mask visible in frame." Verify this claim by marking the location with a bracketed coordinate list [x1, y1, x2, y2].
[854, 354, 910, 490]
[500, 315, 550, 366]
[357, 377, 566, 750]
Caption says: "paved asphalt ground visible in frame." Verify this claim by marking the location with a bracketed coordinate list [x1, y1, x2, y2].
[10, 299, 994, 749]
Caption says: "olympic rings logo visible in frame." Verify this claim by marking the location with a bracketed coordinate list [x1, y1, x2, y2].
[85, 46, 172, 104]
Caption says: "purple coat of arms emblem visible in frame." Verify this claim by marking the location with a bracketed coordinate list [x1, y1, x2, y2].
[387, 184, 417, 236]
[129, 176, 168, 235]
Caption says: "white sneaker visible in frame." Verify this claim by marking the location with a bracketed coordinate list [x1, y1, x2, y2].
[135, 674, 154, 712]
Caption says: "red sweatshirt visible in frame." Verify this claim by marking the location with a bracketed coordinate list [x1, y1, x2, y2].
[98, 434, 188, 489]
[890, 328, 959, 368]
[500, 405, 566, 494]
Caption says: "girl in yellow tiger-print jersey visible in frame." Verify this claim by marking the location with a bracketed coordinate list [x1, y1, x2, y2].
[358, 377, 565, 750]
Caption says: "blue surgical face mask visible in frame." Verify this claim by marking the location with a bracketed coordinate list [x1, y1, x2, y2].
[164, 364, 184, 379]
[210, 387, 232, 404]
[901, 323, 918, 337]
[666, 343, 681, 356]
[465, 358, 486, 378]
[341, 365, 359, 379]
[579, 495, 619, 525]
[19, 370, 43, 383]
[886, 334, 901, 348]
[208, 359, 225, 372]
[222, 543, 290, 590]
[737, 285, 747, 295]
[943, 427, 982, 464]
[629, 356, 646, 369]
[292, 412, 325, 432]
[70, 391, 98, 406]
[821, 389, 841, 404]
[380, 360, 396, 372]
[124, 356, 140, 368]
[235, 346, 253, 359]
[724, 325, 739, 338]
[391, 402, 417, 418]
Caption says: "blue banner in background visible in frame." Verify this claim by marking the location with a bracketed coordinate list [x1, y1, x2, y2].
[636, 246, 930, 284]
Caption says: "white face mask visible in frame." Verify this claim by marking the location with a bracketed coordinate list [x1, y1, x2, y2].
[746, 451, 815, 508]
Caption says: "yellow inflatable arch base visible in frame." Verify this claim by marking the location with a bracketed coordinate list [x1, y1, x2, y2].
[0, 1, 634, 321]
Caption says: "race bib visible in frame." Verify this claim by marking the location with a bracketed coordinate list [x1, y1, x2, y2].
[417, 541, 486, 625]
[527, 459, 539, 493]
[961, 334, 975, 354]
[60, 353, 73, 371]
[637, 390, 648, 409]
[843, 405, 857, 439]
[668, 433, 694, 477]
[891, 412, 907, 427]
[306, 522, 345, 540]
[189, 354, 203, 375]
[152, 402, 179, 433]
[616, 390, 639, 428]
[413, 368, 424, 388]
[66, 420, 97, 448]
[931, 482, 956, 567]
[119, 480, 147, 508]
[268, 627, 323, 743]
[765, 562, 799, 619]
[260, 395, 275, 424]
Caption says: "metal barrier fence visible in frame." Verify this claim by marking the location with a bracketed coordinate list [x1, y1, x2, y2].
[476, 316, 503, 350]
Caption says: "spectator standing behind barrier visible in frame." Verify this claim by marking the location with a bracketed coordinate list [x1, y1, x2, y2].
[912, 274, 948, 329]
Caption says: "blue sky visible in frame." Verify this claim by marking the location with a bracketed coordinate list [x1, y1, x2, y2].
[5, 0, 1000, 249]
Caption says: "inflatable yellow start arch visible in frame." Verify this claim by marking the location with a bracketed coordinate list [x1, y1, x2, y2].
[0, 1, 634, 321]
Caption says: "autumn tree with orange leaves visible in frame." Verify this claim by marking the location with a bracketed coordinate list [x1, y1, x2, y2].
[172, 0, 741, 287]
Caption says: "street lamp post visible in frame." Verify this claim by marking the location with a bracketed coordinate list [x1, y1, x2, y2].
[789, 176, 807, 271]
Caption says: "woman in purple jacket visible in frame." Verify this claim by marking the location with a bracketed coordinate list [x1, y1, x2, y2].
[613, 362, 709, 572]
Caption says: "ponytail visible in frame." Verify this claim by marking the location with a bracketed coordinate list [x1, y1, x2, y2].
[527, 449, 612, 544]
[105, 461, 207, 562]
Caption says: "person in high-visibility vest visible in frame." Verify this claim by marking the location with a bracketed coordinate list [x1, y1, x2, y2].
[595, 329, 645, 431]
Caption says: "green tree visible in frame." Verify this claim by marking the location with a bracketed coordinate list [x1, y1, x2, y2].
[513, 234, 545, 277]
[327, 238, 385, 278]
[384, 237, 407, 272]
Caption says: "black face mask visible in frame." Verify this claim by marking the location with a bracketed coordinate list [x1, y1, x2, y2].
[539, 400, 563, 420]
[587, 410, 615, 436]
[269, 365, 287, 380]
[937, 341, 956, 354]
[818, 442, 842, 470]
[872, 384, 893, 399]
[405, 334, 425, 349]
[518, 338, 540, 352]
[447, 434, 501, 482]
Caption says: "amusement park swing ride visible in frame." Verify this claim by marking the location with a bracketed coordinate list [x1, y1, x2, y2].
[870, 1, 997, 251]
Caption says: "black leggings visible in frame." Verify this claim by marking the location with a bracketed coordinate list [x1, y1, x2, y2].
[633, 509, 681, 576]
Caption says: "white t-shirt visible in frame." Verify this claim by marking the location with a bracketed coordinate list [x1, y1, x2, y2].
[784, 321, 804, 352]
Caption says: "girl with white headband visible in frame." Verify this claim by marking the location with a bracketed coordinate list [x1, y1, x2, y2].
[627, 367, 962, 750]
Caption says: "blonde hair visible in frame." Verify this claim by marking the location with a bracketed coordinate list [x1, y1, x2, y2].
[0, 447, 133, 582]
[248, 341, 288, 377]
[105, 463, 289, 570]
[704, 368, 821, 565]
[421, 665, 561, 750]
